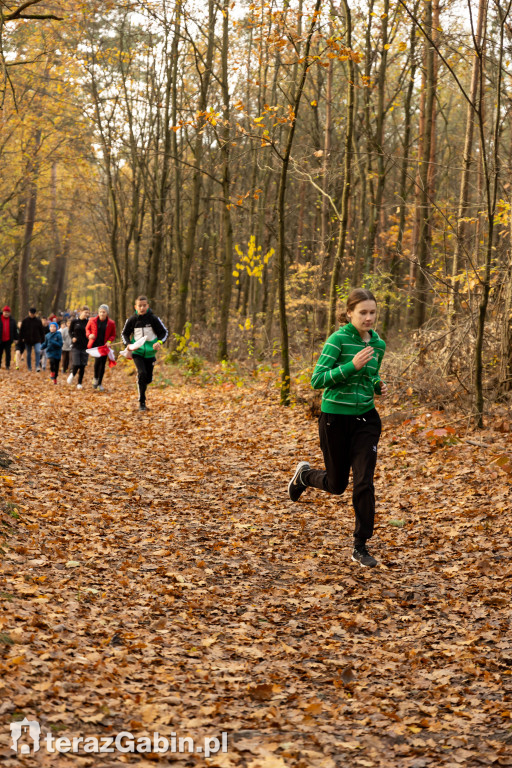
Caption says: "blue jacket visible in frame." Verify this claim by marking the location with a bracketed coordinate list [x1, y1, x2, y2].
[42, 330, 63, 360]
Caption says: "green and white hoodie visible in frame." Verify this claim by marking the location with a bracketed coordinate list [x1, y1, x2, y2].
[311, 323, 386, 415]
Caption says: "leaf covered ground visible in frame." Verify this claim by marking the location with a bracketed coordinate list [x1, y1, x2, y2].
[0, 363, 512, 767]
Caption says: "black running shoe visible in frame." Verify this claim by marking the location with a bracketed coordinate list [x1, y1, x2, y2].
[351, 544, 377, 568]
[139, 403, 147, 412]
[288, 461, 310, 501]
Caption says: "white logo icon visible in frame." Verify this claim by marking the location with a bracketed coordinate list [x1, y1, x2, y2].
[10, 718, 41, 754]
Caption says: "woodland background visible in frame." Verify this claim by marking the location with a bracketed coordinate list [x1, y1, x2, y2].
[1, 0, 512, 417]
[2, 3, 512, 764]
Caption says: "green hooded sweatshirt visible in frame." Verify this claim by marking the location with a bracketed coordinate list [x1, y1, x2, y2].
[311, 323, 386, 415]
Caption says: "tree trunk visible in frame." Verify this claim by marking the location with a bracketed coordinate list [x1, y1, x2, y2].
[18, 128, 41, 319]
[45, 161, 62, 312]
[446, 0, 486, 357]
[314, 42, 333, 338]
[361, 0, 375, 277]
[276, 0, 322, 405]
[414, 0, 434, 328]
[174, 0, 216, 339]
[498, 116, 512, 391]
[327, 0, 355, 335]
[218, 0, 234, 361]
[363, 0, 389, 274]
[48, 171, 77, 315]
[171, 2, 183, 310]
[405, 64, 425, 329]
[147, 5, 180, 308]
[474, 0, 508, 426]
[382, 10, 418, 335]
[499, 232, 512, 392]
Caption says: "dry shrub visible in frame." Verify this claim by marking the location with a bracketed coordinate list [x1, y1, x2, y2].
[384, 314, 511, 414]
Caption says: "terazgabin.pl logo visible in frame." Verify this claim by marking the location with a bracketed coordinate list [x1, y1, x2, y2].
[10, 718, 229, 757]
[10, 719, 41, 754]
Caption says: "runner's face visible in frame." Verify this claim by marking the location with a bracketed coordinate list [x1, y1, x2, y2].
[347, 300, 377, 336]
[80, 310, 90, 320]
[98, 309, 108, 321]
[136, 300, 148, 315]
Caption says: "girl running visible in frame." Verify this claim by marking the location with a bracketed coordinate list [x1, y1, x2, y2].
[288, 288, 387, 568]
[60, 319, 72, 374]
[68, 307, 90, 389]
[86, 304, 116, 391]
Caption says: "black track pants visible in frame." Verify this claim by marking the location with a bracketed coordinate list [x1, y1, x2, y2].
[302, 409, 381, 544]
[133, 355, 155, 405]
[49, 358, 60, 378]
[0, 341, 12, 369]
[94, 355, 107, 385]
[72, 365, 86, 384]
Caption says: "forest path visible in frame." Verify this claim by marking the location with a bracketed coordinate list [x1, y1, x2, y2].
[0, 363, 511, 767]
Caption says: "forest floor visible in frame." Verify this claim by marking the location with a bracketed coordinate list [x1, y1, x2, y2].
[0, 359, 512, 768]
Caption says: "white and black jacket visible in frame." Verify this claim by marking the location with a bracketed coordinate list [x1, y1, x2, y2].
[121, 309, 168, 358]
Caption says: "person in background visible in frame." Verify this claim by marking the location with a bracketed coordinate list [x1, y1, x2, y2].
[15, 322, 25, 370]
[67, 307, 90, 389]
[40, 318, 49, 371]
[20, 307, 45, 372]
[121, 295, 168, 411]
[86, 304, 116, 391]
[60, 319, 72, 374]
[41, 320, 63, 384]
[0, 306, 18, 370]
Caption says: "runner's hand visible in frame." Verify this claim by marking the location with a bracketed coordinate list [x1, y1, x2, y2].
[352, 346, 374, 371]
[379, 382, 388, 397]
[152, 342, 160, 351]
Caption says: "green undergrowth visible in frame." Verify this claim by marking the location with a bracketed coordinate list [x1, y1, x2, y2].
[157, 354, 277, 390]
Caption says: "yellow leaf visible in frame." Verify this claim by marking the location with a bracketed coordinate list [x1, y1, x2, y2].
[33, 681, 53, 692]
[141, 704, 159, 723]
[280, 642, 296, 653]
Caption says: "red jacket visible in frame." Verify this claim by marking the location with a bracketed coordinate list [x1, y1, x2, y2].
[86, 316, 116, 349]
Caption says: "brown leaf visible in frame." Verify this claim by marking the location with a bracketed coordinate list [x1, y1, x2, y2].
[248, 683, 275, 701]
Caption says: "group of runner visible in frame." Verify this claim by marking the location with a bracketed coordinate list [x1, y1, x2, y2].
[3, 287, 388, 567]
[0, 295, 168, 411]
